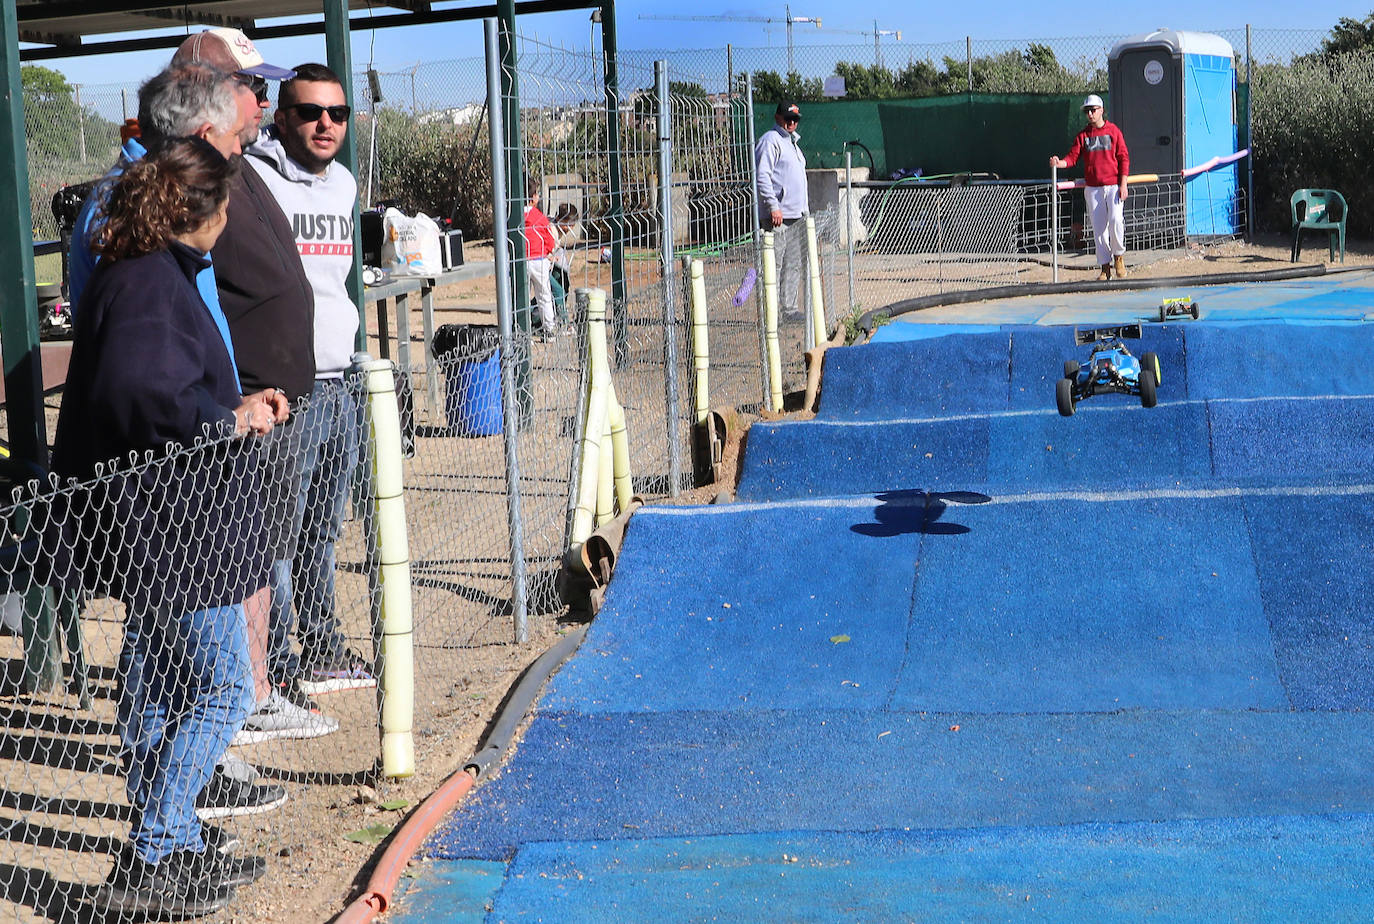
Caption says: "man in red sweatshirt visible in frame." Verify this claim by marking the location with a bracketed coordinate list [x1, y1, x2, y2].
[1050, 94, 1130, 280]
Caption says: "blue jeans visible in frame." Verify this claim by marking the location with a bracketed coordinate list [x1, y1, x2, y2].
[268, 379, 360, 680]
[119, 603, 253, 863]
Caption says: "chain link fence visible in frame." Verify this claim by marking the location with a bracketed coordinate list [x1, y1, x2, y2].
[0, 21, 1356, 918]
[19, 27, 1337, 244]
[834, 165, 1248, 309]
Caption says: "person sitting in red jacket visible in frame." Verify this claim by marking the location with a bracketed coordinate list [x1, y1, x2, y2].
[1050, 94, 1131, 281]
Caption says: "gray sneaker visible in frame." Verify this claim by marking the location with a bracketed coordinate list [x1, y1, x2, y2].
[232, 690, 339, 746]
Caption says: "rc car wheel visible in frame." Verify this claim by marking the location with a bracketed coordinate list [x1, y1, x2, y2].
[1190, 303, 1200, 319]
[1139, 369, 1158, 408]
[1159, 305, 1167, 322]
[1056, 377, 1076, 416]
[1063, 360, 1080, 380]
[1142, 352, 1161, 388]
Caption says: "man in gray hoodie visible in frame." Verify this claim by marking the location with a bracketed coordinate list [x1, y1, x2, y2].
[245, 62, 375, 695]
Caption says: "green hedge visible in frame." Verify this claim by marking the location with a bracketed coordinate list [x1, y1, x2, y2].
[1250, 50, 1374, 236]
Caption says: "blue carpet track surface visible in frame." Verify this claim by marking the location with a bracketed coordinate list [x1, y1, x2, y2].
[403, 310, 1374, 922]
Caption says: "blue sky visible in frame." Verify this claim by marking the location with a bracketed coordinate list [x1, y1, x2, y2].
[33, 1, 1368, 88]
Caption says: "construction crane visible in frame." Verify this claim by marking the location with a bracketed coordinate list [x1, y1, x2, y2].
[808, 21, 902, 67]
[639, 5, 821, 73]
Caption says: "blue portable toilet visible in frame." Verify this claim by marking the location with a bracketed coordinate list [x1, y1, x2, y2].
[1108, 29, 1239, 239]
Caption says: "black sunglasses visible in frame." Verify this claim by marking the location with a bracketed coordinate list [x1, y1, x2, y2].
[235, 73, 268, 104]
[287, 102, 351, 123]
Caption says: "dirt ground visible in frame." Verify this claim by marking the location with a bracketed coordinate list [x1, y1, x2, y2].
[6, 230, 1370, 924]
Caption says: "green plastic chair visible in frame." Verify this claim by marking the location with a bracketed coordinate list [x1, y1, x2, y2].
[1290, 188, 1347, 263]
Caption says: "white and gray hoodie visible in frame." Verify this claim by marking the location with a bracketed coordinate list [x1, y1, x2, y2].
[246, 127, 360, 379]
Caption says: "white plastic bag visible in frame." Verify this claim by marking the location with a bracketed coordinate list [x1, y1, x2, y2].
[380, 207, 443, 275]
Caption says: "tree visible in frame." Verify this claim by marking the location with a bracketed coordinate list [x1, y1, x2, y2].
[749, 70, 823, 103]
[832, 62, 899, 100]
[22, 65, 89, 162]
[669, 80, 708, 99]
[895, 60, 947, 97]
[1318, 13, 1374, 57]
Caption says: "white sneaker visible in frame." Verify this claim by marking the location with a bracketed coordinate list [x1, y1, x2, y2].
[218, 752, 260, 783]
[232, 690, 339, 746]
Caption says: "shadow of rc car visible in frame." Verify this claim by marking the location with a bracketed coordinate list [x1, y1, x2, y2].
[1056, 324, 1161, 417]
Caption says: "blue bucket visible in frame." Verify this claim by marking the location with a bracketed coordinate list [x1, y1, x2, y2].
[444, 347, 503, 436]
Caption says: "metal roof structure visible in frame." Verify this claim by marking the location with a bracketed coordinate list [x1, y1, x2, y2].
[17, 0, 590, 60]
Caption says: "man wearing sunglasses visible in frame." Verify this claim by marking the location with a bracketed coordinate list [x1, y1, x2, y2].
[244, 63, 376, 698]
[754, 100, 809, 319]
[172, 32, 342, 751]
[1050, 94, 1131, 281]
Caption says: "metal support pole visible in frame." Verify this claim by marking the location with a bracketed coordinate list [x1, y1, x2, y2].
[1, 0, 48, 472]
[497, 0, 531, 423]
[1051, 164, 1059, 283]
[745, 73, 770, 410]
[966, 36, 973, 92]
[75, 84, 87, 163]
[844, 149, 855, 315]
[485, 18, 528, 642]
[727, 43, 733, 95]
[786, 9, 794, 75]
[601, 1, 628, 362]
[655, 61, 683, 496]
[323, 0, 366, 353]
[1245, 24, 1255, 243]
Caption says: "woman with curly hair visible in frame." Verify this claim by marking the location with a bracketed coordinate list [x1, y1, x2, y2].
[52, 135, 287, 918]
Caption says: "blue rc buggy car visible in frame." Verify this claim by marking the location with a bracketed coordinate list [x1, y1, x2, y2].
[1056, 324, 1161, 417]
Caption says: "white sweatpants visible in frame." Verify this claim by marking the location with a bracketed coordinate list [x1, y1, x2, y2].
[528, 257, 555, 331]
[1084, 185, 1125, 265]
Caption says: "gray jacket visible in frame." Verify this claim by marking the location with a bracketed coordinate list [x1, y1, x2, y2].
[754, 123, 808, 221]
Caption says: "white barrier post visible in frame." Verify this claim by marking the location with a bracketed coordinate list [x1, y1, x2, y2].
[762, 231, 783, 412]
[805, 215, 827, 347]
[361, 358, 414, 779]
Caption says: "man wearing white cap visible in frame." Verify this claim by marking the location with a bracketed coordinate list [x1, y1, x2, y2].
[1050, 94, 1131, 280]
[172, 26, 298, 83]
[173, 31, 342, 741]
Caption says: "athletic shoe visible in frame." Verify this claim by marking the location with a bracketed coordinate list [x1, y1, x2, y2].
[90, 845, 236, 918]
[181, 842, 267, 889]
[195, 768, 287, 820]
[231, 690, 339, 745]
[299, 648, 377, 695]
[218, 752, 260, 783]
[277, 673, 324, 714]
[201, 822, 241, 854]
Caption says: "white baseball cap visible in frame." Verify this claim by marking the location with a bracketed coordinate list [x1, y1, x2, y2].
[1082, 94, 1104, 111]
[172, 28, 296, 80]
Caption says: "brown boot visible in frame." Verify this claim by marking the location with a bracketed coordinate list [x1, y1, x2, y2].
[1113, 254, 1128, 278]
[1097, 263, 1111, 281]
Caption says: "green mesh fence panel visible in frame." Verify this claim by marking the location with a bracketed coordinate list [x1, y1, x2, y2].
[754, 93, 1106, 181]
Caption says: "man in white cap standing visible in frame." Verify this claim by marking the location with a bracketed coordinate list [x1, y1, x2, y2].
[172, 30, 343, 741]
[1050, 94, 1131, 280]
